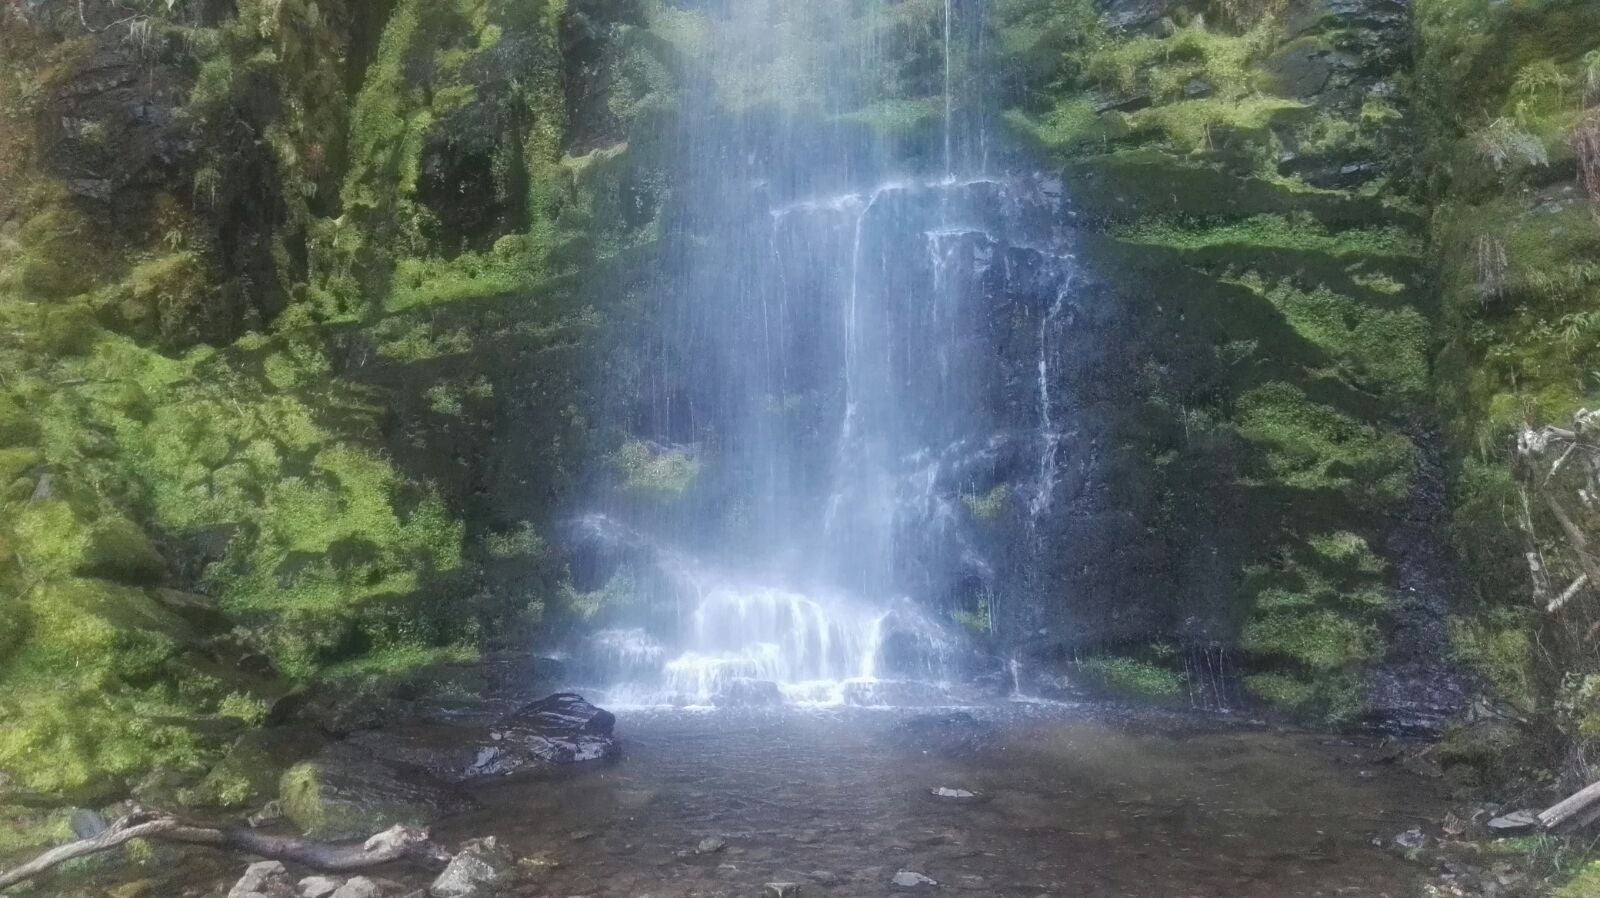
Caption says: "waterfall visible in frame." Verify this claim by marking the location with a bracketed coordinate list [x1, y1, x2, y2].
[576, 0, 1084, 707]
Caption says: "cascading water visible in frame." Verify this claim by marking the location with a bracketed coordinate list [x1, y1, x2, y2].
[573, 0, 1083, 707]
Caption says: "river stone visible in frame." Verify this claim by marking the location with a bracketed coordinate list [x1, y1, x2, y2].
[330, 877, 381, 898]
[931, 787, 977, 799]
[892, 870, 938, 888]
[763, 884, 800, 898]
[429, 836, 515, 898]
[280, 744, 473, 839]
[229, 861, 296, 898]
[696, 835, 728, 854]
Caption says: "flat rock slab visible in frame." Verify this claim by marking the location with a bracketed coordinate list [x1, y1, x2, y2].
[348, 693, 619, 783]
[1487, 810, 1539, 835]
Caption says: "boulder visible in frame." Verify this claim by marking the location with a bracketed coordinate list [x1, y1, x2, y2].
[429, 837, 515, 898]
[279, 744, 473, 840]
[228, 861, 296, 898]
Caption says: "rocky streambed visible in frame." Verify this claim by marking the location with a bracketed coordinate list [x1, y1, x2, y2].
[9, 675, 1514, 898]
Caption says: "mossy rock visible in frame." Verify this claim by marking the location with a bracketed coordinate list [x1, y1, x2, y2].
[280, 744, 472, 839]
[0, 394, 36, 447]
[1435, 717, 1525, 790]
[12, 501, 165, 585]
[186, 727, 328, 809]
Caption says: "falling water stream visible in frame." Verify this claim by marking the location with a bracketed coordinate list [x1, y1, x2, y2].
[569, 0, 1086, 707]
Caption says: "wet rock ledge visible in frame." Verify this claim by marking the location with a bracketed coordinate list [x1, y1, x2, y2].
[279, 693, 619, 839]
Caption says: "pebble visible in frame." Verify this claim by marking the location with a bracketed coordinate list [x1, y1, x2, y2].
[892, 870, 939, 888]
[763, 883, 801, 897]
[697, 836, 728, 854]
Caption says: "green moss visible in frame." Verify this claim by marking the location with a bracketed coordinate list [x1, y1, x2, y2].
[1452, 611, 1537, 713]
[837, 98, 942, 136]
[1227, 272, 1430, 397]
[1235, 382, 1415, 501]
[1557, 861, 1600, 898]
[1129, 96, 1305, 153]
[1244, 670, 1366, 724]
[0, 806, 75, 860]
[319, 644, 478, 679]
[1078, 655, 1185, 698]
[613, 439, 699, 498]
[1118, 213, 1421, 258]
[1241, 609, 1377, 672]
[560, 571, 635, 623]
[962, 484, 1008, 521]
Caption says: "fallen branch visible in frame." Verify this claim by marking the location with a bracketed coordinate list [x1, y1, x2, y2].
[1538, 779, 1600, 832]
[1549, 574, 1590, 613]
[0, 809, 448, 892]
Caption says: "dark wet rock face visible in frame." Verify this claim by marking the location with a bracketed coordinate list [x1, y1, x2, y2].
[347, 693, 619, 783]
[713, 678, 785, 708]
[1368, 428, 1472, 736]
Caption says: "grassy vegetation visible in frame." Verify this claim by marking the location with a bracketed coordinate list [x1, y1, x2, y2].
[1413, 0, 1600, 774]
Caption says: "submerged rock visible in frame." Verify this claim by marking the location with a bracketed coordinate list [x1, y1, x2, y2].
[887, 712, 998, 758]
[429, 837, 515, 898]
[763, 883, 801, 898]
[892, 870, 939, 888]
[347, 693, 619, 783]
[279, 744, 473, 839]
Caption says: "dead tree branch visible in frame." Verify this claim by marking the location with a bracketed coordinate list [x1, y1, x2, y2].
[0, 809, 448, 893]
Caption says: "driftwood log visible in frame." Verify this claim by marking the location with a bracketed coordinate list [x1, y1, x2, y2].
[1539, 779, 1600, 833]
[0, 808, 449, 892]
